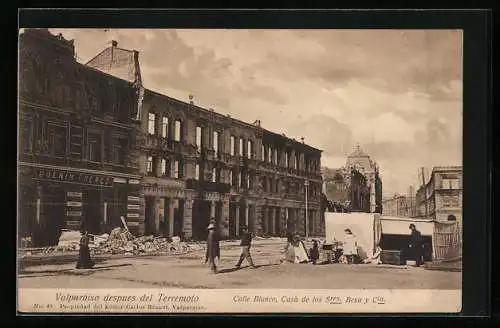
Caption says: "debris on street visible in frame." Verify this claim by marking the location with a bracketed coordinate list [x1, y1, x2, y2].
[18, 227, 206, 258]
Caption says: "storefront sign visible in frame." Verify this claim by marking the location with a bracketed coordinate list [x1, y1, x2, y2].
[67, 201, 82, 207]
[127, 213, 140, 218]
[127, 204, 140, 210]
[128, 196, 140, 202]
[113, 177, 127, 184]
[128, 179, 141, 185]
[66, 211, 82, 217]
[67, 192, 83, 198]
[34, 168, 114, 187]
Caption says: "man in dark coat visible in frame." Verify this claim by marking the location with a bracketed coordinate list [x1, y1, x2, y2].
[205, 218, 220, 264]
[235, 225, 256, 269]
[408, 224, 424, 266]
[206, 221, 219, 273]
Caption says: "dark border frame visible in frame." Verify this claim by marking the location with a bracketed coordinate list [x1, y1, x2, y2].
[16, 8, 492, 318]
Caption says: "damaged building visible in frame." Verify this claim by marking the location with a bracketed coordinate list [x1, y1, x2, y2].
[18, 29, 143, 246]
[84, 40, 324, 240]
[321, 144, 383, 213]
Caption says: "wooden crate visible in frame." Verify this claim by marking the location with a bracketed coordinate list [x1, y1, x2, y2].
[380, 250, 404, 265]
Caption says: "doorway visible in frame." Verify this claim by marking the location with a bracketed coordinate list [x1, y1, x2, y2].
[144, 196, 155, 235]
[173, 199, 184, 238]
[83, 189, 102, 235]
[44, 186, 66, 245]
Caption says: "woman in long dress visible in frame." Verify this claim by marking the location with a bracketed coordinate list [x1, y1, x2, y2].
[76, 229, 95, 269]
[343, 228, 358, 264]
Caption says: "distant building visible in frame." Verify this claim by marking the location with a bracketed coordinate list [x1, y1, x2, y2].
[415, 166, 462, 226]
[321, 144, 383, 213]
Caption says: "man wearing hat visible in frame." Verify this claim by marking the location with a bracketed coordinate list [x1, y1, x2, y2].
[206, 219, 220, 273]
[235, 225, 256, 269]
[408, 223, 424, 266]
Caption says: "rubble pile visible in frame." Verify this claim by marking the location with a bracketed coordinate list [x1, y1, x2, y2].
[19, 227, 205, 258]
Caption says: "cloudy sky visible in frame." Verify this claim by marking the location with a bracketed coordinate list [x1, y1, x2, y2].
[50, 29, 463, 196]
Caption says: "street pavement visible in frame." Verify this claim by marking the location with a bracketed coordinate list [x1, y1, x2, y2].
[18, 238, 461, 290]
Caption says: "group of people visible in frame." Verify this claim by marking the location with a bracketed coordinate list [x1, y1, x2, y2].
[74, 220, 426, 272]
[205, 218, 256, 274]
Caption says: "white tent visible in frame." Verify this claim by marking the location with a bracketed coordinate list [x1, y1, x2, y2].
[324, 212, 381, 260]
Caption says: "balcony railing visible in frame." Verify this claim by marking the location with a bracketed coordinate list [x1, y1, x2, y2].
[186, 179, 231, 194]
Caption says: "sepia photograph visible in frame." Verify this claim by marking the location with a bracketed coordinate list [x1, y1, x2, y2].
[17, 26, 464, 313]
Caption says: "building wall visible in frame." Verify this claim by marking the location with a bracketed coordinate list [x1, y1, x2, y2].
[382, 195, 414, 217]
[18, 29, 142, 245]
[414, 167, 462, 227]
[135, 90, 324, 240]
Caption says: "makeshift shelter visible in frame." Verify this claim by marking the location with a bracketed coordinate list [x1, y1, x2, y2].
[324, 212, 381, 260]
[379, 216, 435, 262]
[325, 213, 461, 263]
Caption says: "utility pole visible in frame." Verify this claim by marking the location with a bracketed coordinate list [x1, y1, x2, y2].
[421, 167, 428, 219]
[305, 179, 309, 237]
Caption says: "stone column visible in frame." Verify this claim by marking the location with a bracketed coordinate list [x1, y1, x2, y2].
[167, 198, 175, 238]
[221, 199, 230, 238]
[245, 205, 249, 227]
[275, 207, 281, 235]
[210, 201, 216, 219]
[269, 207, 276, 235]
[262, 206, 268, 233]
[235, 203, 240, 236]
[153, 196, 161, 234]
[183, 198, 193, 239]
[279, 207, 286, 237]
[138, 195, 146, 236]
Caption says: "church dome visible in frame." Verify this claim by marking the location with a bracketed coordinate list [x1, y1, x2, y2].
[346, 144, 375, 172]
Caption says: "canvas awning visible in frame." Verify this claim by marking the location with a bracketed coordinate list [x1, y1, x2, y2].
[380, 217, 434, 236]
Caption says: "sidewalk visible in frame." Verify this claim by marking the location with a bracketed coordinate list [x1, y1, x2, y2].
[424, 259, 462, 272]
[18, 237, 287, 268]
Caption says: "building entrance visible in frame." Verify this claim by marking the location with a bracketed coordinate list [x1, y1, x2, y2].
[44, 186, 66, 246]
[83, 189, 102, 234]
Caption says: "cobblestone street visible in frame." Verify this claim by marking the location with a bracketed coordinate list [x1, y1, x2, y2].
[18, 239, 461, 290]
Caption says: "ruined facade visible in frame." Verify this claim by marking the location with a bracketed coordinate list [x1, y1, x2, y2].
[321, 145, 383, 213]
[86, 41, 324, 240]
[18, 29, 142, 246]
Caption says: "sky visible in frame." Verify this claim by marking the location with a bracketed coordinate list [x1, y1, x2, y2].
[49, 29, 463, 197]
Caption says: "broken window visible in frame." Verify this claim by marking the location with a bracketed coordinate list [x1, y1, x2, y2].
[174, 120, 182, 142]
[230, 136, 236, 156]
[161, 116, 169, 138]
[239, 138, 244, 156]
[195, 163, 200, 180]
[147, 156, 153, 173]
[87, 133, 102, 162]
[213, 131, 219, 156]
[160, 158, 167, 176]
[112, 138, 127, 165]
[148, 112, 156, 135]
[46, 123, 67, 157]
[196, 126, 202, 150]
[247, 140, 253, 159]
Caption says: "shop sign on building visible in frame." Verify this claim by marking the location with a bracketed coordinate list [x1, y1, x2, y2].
[33, 168, 114, 187]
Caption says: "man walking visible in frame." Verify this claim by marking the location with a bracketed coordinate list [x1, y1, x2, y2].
[206, 221, 219, 274]
[235, 225, 256, 269]
[408, 223, 424, 266]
